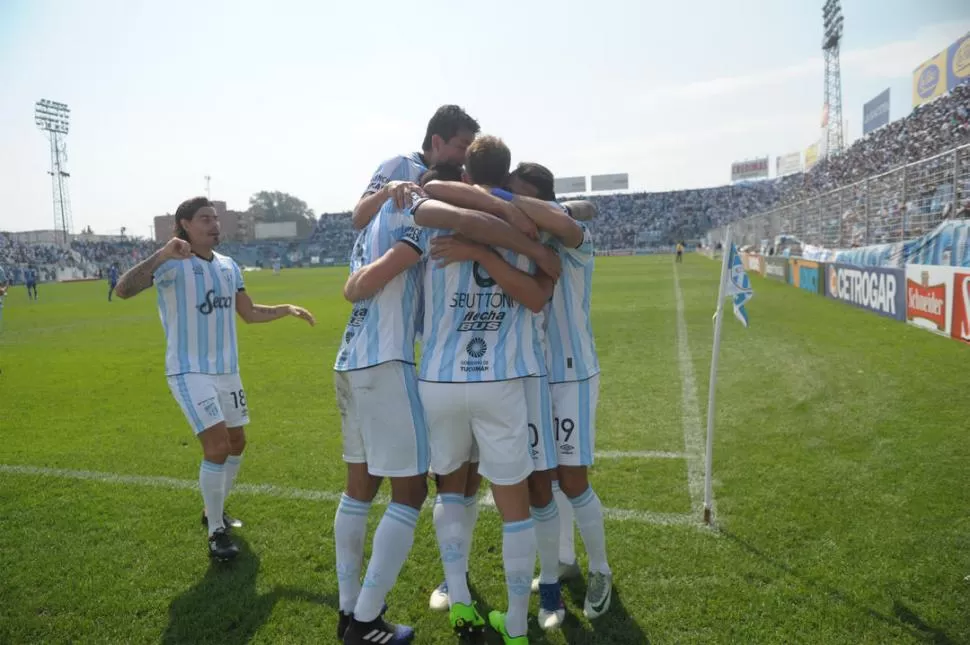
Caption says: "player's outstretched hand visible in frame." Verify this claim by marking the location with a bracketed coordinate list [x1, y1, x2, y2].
[430, 235, 486, 267]
[161, 238, 192, 260]
[287, 305, 316, 326]
[386, 181, 425, 209]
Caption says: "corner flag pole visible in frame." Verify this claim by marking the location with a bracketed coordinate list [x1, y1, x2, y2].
[703, 226, 732, 525]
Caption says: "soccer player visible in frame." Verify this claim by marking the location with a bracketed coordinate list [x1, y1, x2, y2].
[0, 264, 7, 329]
[351, 105, 481, 232]
[24, 266, 37, 301]
[272, 257, 281, 275]
[415, 137, 556, 645]
[108, 265, 119, 301]
[676, 241, 685, 263]
[114, 196, 315, 561]
[506, 162, 613, 619]
[337, 160, 558, 645]
[419, 181, 592, 631]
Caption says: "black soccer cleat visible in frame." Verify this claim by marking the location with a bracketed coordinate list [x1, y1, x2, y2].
[208, 528, 240, 561]
[342, 616, 414, 644]
[202, 510, 243, 530]
[338, 604, 390, 639]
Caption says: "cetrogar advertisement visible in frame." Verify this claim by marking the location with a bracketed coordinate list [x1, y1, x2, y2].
[826, 263, 905, 321]
[905, 264, 953, 336]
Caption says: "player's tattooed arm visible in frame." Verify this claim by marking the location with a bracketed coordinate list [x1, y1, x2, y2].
[114, 238, 190, 299]
[422, 181, 538, 239]
[430, 236, 556, 313]
[353, 181, 425, 230]
[235, 291, 315, 325]
[411, 200, 561, 280]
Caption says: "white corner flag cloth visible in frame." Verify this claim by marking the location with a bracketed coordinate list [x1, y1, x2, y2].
[720, 243, 754, 327]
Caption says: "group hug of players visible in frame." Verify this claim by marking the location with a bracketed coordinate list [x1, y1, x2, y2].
[115, 105, 610, 645]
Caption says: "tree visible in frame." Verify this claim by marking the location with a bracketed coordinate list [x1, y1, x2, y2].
[247, 191, 316, 238]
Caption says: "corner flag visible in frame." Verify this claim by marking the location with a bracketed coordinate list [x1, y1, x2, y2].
[703, 227, 753, 525]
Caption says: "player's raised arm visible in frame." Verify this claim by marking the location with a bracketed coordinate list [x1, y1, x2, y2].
[430, 235, 556, 313]
[411, 199, 561, 280]
[503, 194, 586, 249]
[353, 180, 425, 231]
[114, 238, 190, 299]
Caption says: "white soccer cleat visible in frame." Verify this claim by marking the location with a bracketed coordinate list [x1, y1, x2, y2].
[583, 571, 613, 619]
[428, 580, 449, 612]
[537, 581, 566, 631]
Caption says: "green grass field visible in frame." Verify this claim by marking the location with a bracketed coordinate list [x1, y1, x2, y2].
[2, 255, 969, 644]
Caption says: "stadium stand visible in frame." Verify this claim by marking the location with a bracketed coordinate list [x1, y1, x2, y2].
[2, 82, 967, 282]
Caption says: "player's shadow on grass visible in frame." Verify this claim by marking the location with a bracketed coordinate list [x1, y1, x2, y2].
[161, 535, 336, 645]
[720, 528, 955, 645]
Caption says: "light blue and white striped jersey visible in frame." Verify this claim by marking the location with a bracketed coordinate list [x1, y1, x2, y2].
[334, 201, 424, 371]
[414, 228, 545, 383]
[153, 252, 245, 377]
[0, 266, 6, 285]
[544, 223, 600, 383]
[362, 152, 428, 197]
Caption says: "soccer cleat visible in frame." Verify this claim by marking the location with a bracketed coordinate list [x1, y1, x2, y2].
[487, 611, 528, 644]
[429, 580, 449, 612]
[337, 611, 352, 640]
[530, 560, 581, 593]
[583, 571, 613, 619]
[342, 616, 414, 645]
[537, 582, 566, 631]
[337, 604, 389, 640]
[207, 528, 239, 561]
[449, 602, 485, 640]
[202, 510, 243, 530]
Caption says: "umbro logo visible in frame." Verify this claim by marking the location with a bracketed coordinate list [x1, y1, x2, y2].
[362, 628, 395, 644]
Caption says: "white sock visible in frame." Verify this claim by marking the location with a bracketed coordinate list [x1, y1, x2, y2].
[462, 495, 479, 574]
[354, 503, 420, 622]
[552, 481, 576, 565]
[334, 493, 372, 613]
[502, 519, 536, 638]
[531, 501, 561, 584]
[223, 454, 243, 501]
[434, 493, 471, 606]
[570, 486, 611, 574]
[199, 460, 226, 536]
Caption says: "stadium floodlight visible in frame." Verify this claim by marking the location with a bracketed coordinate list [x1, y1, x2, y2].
[821, 0, 844, 156]
[34, 99, 74, 244]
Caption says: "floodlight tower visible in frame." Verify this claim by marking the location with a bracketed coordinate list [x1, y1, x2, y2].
[822, 0, 845, 156]
[34, 99, 73, 244]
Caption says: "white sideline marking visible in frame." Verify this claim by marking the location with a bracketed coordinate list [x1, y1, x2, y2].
[672, 266, 712, 521]
[596, 450, 686, 460]
[0, 464, 698, 528]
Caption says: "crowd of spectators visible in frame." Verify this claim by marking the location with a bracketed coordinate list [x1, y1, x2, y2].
[2, 83, 968, 282]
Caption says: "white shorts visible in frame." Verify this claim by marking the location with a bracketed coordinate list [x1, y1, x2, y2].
[551, 374, 600, 467]
[525, 376, 557, 472]
[167, 372, 249, 435]
[419, 379, 534, 486]
[334, 361, 429, 477]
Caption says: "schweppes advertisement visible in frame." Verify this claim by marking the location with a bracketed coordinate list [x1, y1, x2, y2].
[913, 50, 947, 107]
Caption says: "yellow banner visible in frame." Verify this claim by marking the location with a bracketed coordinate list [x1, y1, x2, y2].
[913, 50, 947, 107]
[805, 143, 819, 170]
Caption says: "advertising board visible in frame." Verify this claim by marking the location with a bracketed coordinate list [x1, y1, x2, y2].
[825, 263, 905, 321]
[789, 258, 824, 294]
[905, 264, 953, 336]
[763, 256, 788, 282]
[949, 270, 970, 344]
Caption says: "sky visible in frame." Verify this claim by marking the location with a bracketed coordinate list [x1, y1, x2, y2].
[0, 0, 968, 238]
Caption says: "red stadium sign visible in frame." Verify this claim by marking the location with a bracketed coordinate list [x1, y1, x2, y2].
[731, 157, 769, 182]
